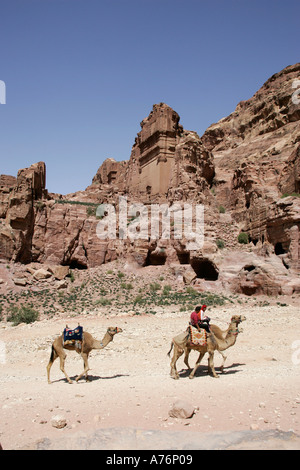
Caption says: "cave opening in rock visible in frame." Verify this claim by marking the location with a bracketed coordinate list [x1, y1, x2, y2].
[244, 265, 256, 272]
[190, 258, 219, 281]
[67, 260, 88, 270]
[248, 236, 258, 246]
[144, 250, 167, 266]
[274, 242, 287, 255]
[177, 252, 190, 264]
[241, 285, 257, 296]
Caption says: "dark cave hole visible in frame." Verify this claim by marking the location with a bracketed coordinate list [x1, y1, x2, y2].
[275, 242, 287, 255]
[244, 265, 256, 272]
[67, 260, 88, 270]
[144, 250, 167, 266]
[177, 252, 190, 264]
[190, 258, 219, 281]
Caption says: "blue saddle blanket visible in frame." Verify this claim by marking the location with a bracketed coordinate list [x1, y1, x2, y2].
[63, 325, 83, 342]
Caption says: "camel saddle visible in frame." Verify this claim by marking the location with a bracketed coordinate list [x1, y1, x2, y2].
[63, 325, 83, 348]
[188, 325, 207, 346]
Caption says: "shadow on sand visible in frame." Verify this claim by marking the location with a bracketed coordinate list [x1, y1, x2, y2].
[50, 373, 129, 384]
[178, 362, 246, 378]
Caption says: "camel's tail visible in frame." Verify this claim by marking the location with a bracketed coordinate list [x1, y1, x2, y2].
[49, 345, 55, 363]
[167, 342, 174, 357]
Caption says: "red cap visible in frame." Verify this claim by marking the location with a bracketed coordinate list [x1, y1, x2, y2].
[202, 305, 207, 309]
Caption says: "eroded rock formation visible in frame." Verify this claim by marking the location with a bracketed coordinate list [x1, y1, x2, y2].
[0, 63, 299, 296]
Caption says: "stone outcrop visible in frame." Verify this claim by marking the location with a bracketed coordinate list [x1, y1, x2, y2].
[124, 103, 214, 202]
[91, 157, 128, 190]
[202, 62, 300, 290]
[279, 144, 300, 195]
[89, 103, 215, 204]
[31, 200, 121, 268]
[0, 162, 47, 263]
[202, 63, 300, 151]
[125, 103, 184, 199]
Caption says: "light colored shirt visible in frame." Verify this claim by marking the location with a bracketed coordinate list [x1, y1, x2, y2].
[199, 308, 206, 321]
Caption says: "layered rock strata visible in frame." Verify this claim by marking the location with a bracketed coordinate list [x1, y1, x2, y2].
[0, 63, 299, 296]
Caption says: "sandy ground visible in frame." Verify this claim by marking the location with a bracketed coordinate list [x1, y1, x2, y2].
[0, 303, 300, 450]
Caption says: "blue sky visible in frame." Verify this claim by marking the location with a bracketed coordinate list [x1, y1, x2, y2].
[0, 0, 299, 194]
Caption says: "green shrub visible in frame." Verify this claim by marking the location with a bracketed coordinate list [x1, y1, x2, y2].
[150, 282, 160, 292]
[238, 232, 249, 244]
[95, 297, 112, 306]
[162, 285, 172, 296]
[186, 286, 198, 296]
[55, 199, 99, 207]
[7, 305, 39, 326]
[216, 238, 225, 249]
[218, 205, 225, 213]
[121, 282, 133, 290]
[281, 192, 300, 198]
[86, 206, 96, 217]
[133, 294, 143, 305]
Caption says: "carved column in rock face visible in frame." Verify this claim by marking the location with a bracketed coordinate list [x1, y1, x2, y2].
[289, 224, 300, 271]
[125, 103, 214, 204]
[126, 103, 183, 198]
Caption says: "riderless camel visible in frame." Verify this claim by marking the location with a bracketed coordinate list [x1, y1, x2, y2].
[47, 326, 122, 384]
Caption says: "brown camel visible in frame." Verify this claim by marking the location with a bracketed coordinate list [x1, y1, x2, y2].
[47, 326, 123, 384]
[184, 315, 246, 373]
[167, 315, 246, 379]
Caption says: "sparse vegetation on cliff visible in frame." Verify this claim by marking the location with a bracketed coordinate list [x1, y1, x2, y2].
[238, 232, 249, 244]
[0, 264, 230, 322]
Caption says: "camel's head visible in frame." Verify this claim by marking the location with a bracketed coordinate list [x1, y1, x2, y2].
[231, 315, 246, 324]
[107, 326, 123, 336]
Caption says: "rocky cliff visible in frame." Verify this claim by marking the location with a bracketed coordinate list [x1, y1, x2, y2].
[0, 64, 299, 296]
[202, 63, 300, 281]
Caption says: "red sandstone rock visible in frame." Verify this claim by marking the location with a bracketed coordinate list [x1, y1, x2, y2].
[0, 64, 299, 296]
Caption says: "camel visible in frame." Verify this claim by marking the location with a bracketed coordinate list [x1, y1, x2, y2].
[184, 315, 246, 373]
[47, 326, 123, 384]
[167, 315, 246, 380]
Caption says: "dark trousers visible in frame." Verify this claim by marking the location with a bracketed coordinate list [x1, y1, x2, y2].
[198, 322, 210, 333]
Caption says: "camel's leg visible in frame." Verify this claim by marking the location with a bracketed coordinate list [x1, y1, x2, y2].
[208, 351, 219, 378]
[219, 351, 227, 373]
[183, 347, 191, 369]
[75, 353, 90, 382]
[59, 352, 73, 384]
[189, 351, 205, 379]
[47, 346, 58, 384]
[170, 345, 183, 380]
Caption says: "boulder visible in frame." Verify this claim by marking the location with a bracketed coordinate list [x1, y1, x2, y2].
[169, 400, 196, 419]
[182, 265, 197, 284]
[51, 415, 67, 429]
[56, 280, 68, 290]
[48, 265, 70, 280]
[33, 268, 51, 280]
[13, 278, 27, 286]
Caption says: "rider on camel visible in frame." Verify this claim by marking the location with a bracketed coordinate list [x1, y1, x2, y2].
[190, 305, 211, 333]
